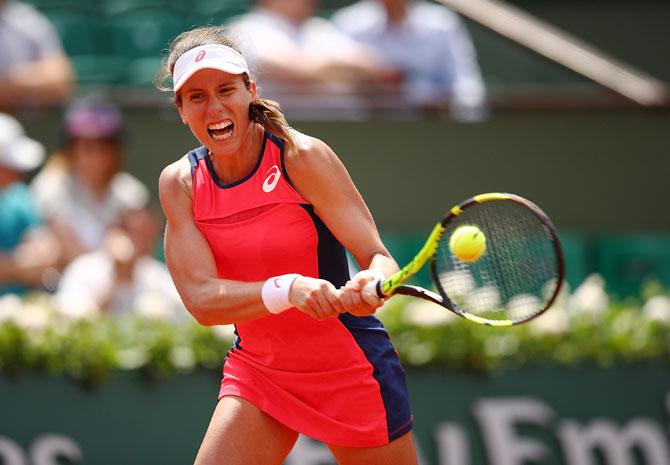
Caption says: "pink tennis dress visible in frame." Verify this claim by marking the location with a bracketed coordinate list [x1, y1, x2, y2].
[188, 130, 412, 447]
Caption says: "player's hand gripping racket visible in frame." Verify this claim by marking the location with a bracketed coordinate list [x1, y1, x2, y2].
[366, 193, 565, 326]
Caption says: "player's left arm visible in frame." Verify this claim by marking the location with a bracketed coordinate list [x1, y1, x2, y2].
[285, 132, 398, 315]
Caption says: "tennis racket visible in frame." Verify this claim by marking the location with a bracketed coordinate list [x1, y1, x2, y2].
[367, 193, 564, 326]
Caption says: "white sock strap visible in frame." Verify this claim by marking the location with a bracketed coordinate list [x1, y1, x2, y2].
[261, 274, 301, 314]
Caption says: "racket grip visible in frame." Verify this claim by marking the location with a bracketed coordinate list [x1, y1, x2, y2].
[363, 279, 386, 299]
[375, 279, 386, 298]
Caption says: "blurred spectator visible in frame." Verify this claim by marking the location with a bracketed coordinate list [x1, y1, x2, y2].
[332, 0, 488, 121]
[227, 0, 401, 116]
[31, 97, 149, 265]
[0, 0, 74, 111]
[0, 113, 60, 295]
[56, 207, 184, 319]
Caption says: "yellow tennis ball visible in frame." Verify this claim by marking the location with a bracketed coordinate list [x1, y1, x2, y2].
[449, 225, 486, 263]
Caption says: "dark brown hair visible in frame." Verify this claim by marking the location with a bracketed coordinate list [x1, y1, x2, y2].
[155, 26, 293, 147]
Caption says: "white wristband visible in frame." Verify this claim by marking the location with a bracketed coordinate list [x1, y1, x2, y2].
[261, 274, 301, 314]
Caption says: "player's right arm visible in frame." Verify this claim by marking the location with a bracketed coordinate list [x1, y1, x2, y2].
[159, 158, 271, 325]
[158, 158, 341, 324]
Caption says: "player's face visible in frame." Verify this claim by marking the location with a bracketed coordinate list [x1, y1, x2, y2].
[177, 69, 257, 157]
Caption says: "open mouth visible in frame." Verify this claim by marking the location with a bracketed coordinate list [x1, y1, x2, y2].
[207, 120, 234, 141]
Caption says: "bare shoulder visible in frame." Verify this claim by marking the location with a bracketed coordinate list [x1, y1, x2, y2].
[284, 129, 339, 175]
[283, 128, 356, 206]
[158, 156, 192, 207]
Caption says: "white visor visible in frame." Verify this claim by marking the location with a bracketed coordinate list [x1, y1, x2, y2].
[173, 44, 250, 92]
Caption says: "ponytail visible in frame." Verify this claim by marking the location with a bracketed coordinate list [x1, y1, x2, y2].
[248, 97, 294, 149]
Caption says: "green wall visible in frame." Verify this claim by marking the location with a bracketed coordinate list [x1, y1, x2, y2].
[20, 107, 670, 295]
[23, 108, 670, 232]
[2, 364, 669, 465]
[297, 111, 670, 232]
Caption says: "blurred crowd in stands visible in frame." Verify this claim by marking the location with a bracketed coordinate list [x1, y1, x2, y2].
[0, 98, 185, 320]
[0, 0, 487, 318]
[228, 0, 487, 120]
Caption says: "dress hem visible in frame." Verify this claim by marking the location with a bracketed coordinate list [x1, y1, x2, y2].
[218, 387, 410, 448]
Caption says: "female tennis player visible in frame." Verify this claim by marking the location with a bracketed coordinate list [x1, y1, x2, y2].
[156, 26, 417, 465]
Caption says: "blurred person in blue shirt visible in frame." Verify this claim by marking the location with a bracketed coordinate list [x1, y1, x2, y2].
[0, 113, 60, 295]
[332, 0, 487, 121]
[0, 0, 74, 110]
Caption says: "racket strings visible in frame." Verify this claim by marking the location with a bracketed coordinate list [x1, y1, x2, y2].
[435, 200, 560, 323]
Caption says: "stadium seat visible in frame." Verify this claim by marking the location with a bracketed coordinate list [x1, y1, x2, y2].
[101, 0, 187, 17]
[40, 4, 126, 84]
[104, 5, 186, 85]
[188, 0, 250, 27]
[70, 56, 128, 85]
[39, 5, 98, 56]
[23, 0, 93, 8]
[106, 6, 185, 57]
[125, 57, 163, 86]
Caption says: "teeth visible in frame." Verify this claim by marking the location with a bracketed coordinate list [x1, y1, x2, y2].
[208, 121, 232, 130]
[212, 131, 232, 141]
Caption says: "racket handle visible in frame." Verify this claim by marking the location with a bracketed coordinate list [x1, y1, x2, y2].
[362, 279, 386, 300]
[375, 279, 386, 298]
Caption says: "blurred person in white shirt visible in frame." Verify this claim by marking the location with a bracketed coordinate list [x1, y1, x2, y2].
[56, 207, 185, 319]
[332, 0, 488, 121]
[31, 96, 149, 265]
